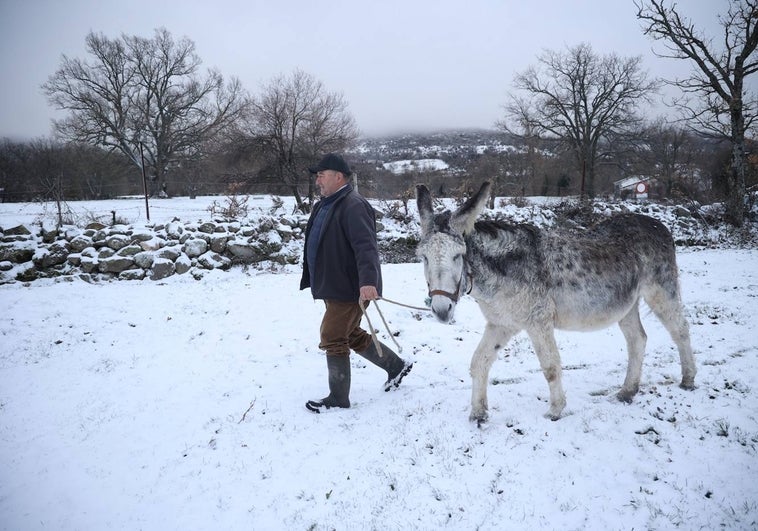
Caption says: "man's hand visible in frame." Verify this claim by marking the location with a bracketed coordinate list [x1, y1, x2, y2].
[359, 285, 379, 301]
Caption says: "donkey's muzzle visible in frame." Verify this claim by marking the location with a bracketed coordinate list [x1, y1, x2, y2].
[429, 293, 457, 323]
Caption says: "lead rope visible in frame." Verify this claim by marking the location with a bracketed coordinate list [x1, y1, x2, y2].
[379, 296, 431, 312]
[359, 297, 431, 357]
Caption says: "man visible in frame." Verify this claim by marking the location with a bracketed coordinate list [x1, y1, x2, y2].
[301, 153, 413, 413]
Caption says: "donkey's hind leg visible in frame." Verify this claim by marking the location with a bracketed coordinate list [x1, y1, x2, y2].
[469, 323, 517, 425]
[643, 285, 696, 390]
[617, 299, 647, 403]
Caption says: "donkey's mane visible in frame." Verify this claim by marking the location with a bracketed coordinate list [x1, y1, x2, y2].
[432, 212, 541, 241]
[461, 218, 545, 285]
[432, 211, 453, 233]
[473, 219, 541, 244]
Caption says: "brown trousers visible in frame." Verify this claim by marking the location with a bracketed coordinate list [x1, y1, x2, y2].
[319, 300, 372, 357]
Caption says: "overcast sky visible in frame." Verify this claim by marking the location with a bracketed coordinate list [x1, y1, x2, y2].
[0, 0, 734, 140]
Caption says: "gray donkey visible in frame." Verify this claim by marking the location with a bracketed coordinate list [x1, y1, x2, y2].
[416, 182, 696, 423]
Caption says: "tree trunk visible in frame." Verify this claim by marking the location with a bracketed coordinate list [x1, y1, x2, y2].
[727, 128, 746, 227]
[727, 77, 747, 227]
[292, 186, 309, 213]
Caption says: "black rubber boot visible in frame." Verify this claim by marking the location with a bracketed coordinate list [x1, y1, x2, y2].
[306, 355, 351, 413]
[356, 340, 413, 392]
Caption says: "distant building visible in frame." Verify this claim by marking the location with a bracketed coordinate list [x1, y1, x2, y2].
[614, 176, 655, 200]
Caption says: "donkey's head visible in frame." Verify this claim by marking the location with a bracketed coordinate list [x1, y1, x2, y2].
[416, 182, 491, 323]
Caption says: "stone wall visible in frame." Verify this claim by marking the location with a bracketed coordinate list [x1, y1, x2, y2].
[0, 216, 309, 284]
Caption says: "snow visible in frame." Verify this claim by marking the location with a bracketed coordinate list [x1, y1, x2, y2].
[383, 158, 449, 174]
[1, 196, 757, 530]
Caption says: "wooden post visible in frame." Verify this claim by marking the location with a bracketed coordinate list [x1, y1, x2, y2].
[139, 142, 150, 222]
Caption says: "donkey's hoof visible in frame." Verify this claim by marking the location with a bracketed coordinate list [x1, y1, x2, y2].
[616, 390, 635, 404]
[545, 398, 566, 420]
[679, 380, 696, 391]
[470, 411, 488, 426]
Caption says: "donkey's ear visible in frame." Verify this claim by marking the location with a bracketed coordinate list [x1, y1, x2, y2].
[451, 182, 491, 235]
[416, 184, 435, 236]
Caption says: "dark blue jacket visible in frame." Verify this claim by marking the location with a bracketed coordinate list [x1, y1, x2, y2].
[300, 185, 382, 301]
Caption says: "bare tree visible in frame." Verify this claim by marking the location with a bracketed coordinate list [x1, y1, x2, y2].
[635, 118, 706, 198]
[244, 69, 359, 211]
[501, 43, 658, 197]
[42, 28, 246, 195]
[636, 1, 758, 226]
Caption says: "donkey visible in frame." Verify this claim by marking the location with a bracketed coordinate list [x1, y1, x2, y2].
[416, 182, 696, 423]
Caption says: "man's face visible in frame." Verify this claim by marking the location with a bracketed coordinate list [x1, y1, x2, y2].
[315, 170, 345, 197]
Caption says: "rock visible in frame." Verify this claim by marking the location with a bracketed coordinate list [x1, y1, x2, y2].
[175, 253, 192, 274]
[81, 247, 98, 258]
[276, 223, 293, 243]
[80, 256, 99, 273]
[85, 222, 107, 230]
[41, 226, 59, 244]
[130, 229, 155, 242]
[150, 258, 175, 280]
[15, 263, 38, 282]
[258, 218, 275, 232]
[110, 224, 130, 234]
[157, 246, 182, 261]
[226, 239, 257, 260]
[183, 238, 208, 258]
[98, 247, 115, 259]
[257, 231, 283, 254]
[139, 237, 164, 251]
[278, 217, 297, 229]
[64, 227, 82, 240]
[198, 222, 216, 234]
[0, 244, 35, 263]
[32, 242, 69, 268]
[197, 251, 230, 270]
[209, 234, 228, 253]
[1, 234, 33, 243]
[105, 234, 131, 250]
[116, 244, 142, 257]
[166, 221, 184, 240]
[69, 235, 93, 252]
[133, 251, 155, 269]
[119, 269, 146, 280]
[0, 261, 12, 271]
[92, 230, 107, 243]
[98, 255, 135, 274]
[4, 225, 32, 236]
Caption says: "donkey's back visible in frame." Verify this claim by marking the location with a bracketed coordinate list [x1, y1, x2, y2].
[538, 213, 683, 332]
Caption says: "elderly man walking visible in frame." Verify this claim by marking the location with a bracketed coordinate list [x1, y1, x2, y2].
[300, 153, 413, 413]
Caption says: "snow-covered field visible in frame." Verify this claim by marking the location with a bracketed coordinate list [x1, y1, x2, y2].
[1, 196, 757, 530]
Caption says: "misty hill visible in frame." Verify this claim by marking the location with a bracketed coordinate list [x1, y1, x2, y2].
[351, 128, 520, 163]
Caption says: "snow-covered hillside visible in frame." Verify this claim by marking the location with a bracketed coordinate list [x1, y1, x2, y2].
[0, 194, 756, 530]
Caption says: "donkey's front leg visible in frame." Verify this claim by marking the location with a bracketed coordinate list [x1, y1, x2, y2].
[526, 327, 566, 420]
[470, 323, 517, 425]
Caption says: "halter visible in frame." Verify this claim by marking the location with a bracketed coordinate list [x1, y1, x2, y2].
[428, 259, 472, 303]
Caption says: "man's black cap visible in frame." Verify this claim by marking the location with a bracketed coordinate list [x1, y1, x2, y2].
[308, 153, 352, 176]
